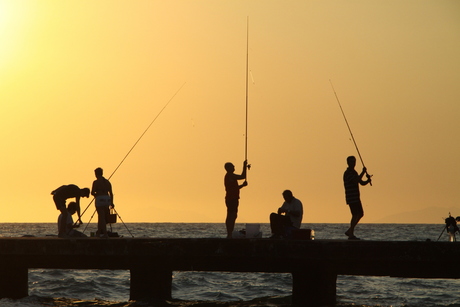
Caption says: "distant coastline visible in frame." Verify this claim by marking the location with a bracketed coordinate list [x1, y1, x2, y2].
[370, 206, 460, 224]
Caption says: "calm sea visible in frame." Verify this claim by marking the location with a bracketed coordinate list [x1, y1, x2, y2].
[0, 223, 459, 307]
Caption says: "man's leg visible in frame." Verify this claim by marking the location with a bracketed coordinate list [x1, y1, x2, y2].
[270, 213, 283, 236]
[226, 212, 236, 238]
[58, 206, 68, 237]
[270, 213, 291, 238]
[225, 199, 238, 238]
[346, 202, 364, 238]
[96, 206, 107, 236]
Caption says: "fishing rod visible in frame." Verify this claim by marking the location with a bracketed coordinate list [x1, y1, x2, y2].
[80, 82, 187, 227]
[329, 80, 372, 185]
[244, 17, 251, 174]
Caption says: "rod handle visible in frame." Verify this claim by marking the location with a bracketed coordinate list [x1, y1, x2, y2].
[366, 172, 373, 186]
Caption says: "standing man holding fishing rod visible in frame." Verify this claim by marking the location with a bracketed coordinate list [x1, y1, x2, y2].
[221, 19, 252, 239]
[344, 156, 372, 240]
[330, 80, 373, 239]
[77, 83, 186, 238]
[224, 160, 249, 238]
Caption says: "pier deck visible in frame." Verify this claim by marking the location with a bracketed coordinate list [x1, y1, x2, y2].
[0, 237, 459, 306]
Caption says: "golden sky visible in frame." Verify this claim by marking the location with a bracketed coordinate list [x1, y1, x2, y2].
[1, 0, 459, 224]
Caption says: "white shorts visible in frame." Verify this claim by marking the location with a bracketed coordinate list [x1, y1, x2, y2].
[95, 195, 112, 207]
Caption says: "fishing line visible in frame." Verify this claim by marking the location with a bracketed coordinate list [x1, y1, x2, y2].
[329, 79, 372, 185]
[80, 206, 99, 235]
[107, 81, 187, 181]
[112, 206, 134, 237]
[80, 82, 186, 233]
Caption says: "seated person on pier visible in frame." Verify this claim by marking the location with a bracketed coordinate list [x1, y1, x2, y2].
[57, 202, 87, 237]
[270, 190, 303, 238]
[51, 184, 90, 237]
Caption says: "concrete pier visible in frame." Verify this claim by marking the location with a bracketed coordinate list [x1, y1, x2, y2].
[0, 237, 459, 306]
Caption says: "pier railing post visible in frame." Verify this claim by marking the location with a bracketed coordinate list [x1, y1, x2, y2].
[292, 266, 337, 307]
[130, 266, 172, 301]
[0, 265, 28, 299]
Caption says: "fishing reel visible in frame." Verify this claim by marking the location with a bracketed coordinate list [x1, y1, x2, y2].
[366, 172, 373, 186]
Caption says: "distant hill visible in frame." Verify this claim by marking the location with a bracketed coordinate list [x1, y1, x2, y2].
[371, 207, 460, 224]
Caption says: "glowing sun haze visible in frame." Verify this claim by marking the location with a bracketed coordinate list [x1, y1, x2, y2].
[0, 0, 459, 224]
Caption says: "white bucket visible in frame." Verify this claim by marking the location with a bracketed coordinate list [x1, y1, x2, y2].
[246, 223, 261, 238]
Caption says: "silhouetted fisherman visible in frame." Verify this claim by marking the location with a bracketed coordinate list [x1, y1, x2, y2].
[51, 184, 90, 237]
[343, 156, 371, 240]
[445, 214, 459, 241]
[224, 160, 248, 238]
[57, 202, 87, 237]
[270, 190, 303, 239]
[91, 167, 114, 238]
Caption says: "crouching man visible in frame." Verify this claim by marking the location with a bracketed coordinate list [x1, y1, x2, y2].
[270, 190, 303, 239]
[58, 202, 87, 237]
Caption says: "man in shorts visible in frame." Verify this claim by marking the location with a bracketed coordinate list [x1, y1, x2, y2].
[343, 156, 371, 240]
[91, 167, 114, 237]
[224, 160, 248, 238]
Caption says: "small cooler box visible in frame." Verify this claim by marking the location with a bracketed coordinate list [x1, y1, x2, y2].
[291, 229, 314, 240]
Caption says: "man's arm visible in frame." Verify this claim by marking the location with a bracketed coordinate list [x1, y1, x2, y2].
[75, 196, 82, 224]
[278, 203, 288, 215]
[238, 181, 248, 189]
[91, 181, 97, 197]
[359, 167, 372, 185]
[234, 160, 248, 180]
[359, 167, 367, 179]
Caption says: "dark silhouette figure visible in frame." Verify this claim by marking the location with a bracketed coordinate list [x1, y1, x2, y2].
[270, 190, 303, 238]
[445, 214, 459, 241]
[343, 156, 371, 240]
[51, 184, 90, 237]
[57, 202, 87, 237]
[91, 167, 113, 237]
[224, 160, 248, 238]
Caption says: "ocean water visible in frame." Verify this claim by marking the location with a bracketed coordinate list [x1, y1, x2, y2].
[0, 223, 459, 307]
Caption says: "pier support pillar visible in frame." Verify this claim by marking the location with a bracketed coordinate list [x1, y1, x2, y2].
[292, 267, 337, 307]
[0, 265, 28, 299]
[130, 266, 172, 301]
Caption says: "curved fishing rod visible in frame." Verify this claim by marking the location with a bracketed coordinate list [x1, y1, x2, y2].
[80, 82, 187, 224]
[329, 80, 372, 185]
